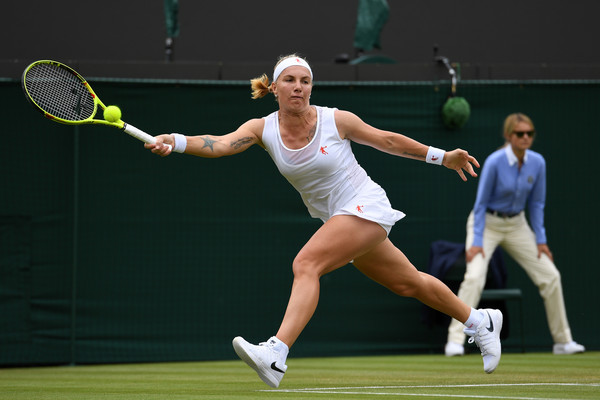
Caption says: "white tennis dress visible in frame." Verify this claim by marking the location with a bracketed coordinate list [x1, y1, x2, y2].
[261, 106, 405, 234]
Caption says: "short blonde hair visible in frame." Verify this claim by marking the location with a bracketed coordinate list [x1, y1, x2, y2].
[250, 54, 308, 100]
[502, 112, 535, 142]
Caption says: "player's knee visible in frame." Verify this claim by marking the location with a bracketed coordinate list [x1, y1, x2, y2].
[383, 276, 421, 297]
[291, 255, 320, 280]
[393, 283, 418, 297]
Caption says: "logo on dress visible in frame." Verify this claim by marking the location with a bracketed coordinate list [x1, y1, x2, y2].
[356, 205, 364, 213]
[320, 146, 328, 155]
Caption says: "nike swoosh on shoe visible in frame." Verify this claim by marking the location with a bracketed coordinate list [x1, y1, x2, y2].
[486, 311, 494, 332]
[271, 362, 285, 373]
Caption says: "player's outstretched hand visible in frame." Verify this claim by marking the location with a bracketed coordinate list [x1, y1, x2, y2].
[443, 149, 480, 181]
[145, 134, 174, 157]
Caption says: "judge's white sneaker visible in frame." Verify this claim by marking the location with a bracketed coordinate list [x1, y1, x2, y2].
[553, 341, 585, 355]
[232, 336, 288, 388]
[464, 308, 503, 373]
[445, 341, 465, 357]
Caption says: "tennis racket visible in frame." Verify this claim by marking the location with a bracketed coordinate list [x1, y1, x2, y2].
[21, 60, 169, 149]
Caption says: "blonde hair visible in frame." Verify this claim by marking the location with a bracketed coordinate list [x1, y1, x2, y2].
[250, 54, 308, 100]
[250, 73, 271, 99]
[502, 112, 535, 142]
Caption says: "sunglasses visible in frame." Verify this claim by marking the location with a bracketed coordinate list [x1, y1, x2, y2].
[512, 130, 535, 138]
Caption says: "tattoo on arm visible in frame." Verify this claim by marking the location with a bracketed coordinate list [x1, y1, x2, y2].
[201, 136, 217, 152]
[230, 136, 254, 150]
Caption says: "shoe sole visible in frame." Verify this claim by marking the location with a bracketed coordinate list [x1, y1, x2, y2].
[553, 349, 585, 355]
[232, 337, 281, 388]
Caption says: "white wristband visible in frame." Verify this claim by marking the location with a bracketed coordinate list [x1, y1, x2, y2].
[172, 133, 187, 153]
[426, 146, 445, 165]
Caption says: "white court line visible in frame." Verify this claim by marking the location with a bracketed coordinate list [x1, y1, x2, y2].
[261, 383, 600, 400]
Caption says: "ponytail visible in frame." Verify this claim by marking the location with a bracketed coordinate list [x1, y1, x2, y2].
[250, 74, 272, 100]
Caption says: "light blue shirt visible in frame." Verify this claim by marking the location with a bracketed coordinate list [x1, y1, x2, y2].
[472, 145, 547, 247]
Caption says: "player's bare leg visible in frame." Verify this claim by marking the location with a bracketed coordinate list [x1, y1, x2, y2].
[234, 216, 386, 387]
[276, 216, 387, 347]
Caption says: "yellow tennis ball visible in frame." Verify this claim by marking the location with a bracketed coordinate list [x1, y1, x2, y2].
[103, 105, 122, 122]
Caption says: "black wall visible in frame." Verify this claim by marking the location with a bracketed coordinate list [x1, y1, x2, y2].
[3, 1, 600, 80]
[2, 78, 599, 366]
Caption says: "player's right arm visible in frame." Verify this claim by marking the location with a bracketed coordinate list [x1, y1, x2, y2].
[146, 118, 265, 158]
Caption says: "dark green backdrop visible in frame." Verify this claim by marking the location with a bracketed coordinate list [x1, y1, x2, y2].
[1, 78, 598, 366]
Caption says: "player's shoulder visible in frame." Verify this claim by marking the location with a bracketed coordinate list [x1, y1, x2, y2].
[239, 117, 265, 140]
[331, 108, 359, 125]
[243, 117, 265, 130]
[261, 110, 278, 121]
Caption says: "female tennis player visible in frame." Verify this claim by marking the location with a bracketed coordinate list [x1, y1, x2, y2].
[145, 55, 503, 387]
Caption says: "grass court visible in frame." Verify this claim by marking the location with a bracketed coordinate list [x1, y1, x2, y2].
[1, 351, 598, 399]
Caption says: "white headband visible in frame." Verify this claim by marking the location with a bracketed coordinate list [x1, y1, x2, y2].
[272, 57, 313, 82]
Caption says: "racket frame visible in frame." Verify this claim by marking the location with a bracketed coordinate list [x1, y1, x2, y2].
[21, 60, 158, 145]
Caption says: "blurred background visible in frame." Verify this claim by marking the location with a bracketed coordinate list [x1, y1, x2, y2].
[2, 0, 600, 80]
[1, 0, 598, 366]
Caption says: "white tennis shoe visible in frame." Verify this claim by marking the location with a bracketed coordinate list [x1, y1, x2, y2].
[464, 308, 503, 373]
[232, 336, 288, 388]
[553, 341, 585, 355]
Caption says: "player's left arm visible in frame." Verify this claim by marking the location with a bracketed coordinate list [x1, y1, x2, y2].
[334, 109, 479, 180]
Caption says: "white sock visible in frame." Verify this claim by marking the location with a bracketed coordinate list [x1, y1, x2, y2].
[464, 308, 484, 330]
[268, 336, 289, 358]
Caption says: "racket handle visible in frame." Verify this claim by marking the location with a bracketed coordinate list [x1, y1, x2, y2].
[123, 122, 172, 151]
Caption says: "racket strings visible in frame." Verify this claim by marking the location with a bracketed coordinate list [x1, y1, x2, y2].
[24, 63, 96, 121]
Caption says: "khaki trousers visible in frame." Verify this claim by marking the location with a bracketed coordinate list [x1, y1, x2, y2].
[447, 211, 573, 345]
